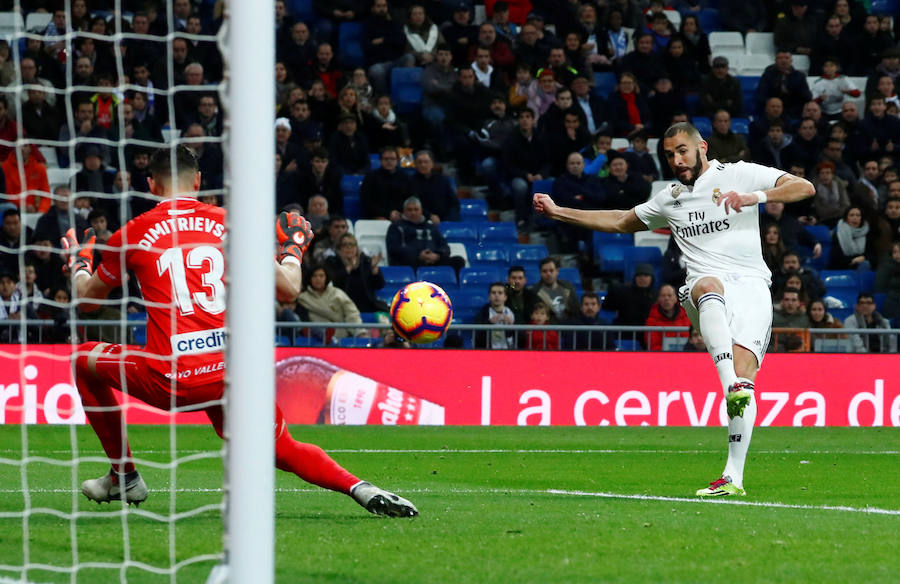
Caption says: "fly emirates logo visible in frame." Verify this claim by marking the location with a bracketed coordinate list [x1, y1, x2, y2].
[137, 216, 225, 249]
[672, 210, 731, 239]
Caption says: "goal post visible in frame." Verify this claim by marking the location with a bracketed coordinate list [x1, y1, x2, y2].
[224, 0, 276, 582]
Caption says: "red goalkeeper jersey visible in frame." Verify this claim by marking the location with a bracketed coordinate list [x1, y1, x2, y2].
[97, 196, 228, 384]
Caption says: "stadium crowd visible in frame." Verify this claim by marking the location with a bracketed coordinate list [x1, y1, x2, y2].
[0, 0, 899, 352]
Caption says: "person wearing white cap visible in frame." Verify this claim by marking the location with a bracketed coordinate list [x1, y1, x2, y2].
[275, 117, 304, 174]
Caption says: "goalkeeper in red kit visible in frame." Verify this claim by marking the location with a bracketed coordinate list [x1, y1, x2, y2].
[63, 145, 417, 517]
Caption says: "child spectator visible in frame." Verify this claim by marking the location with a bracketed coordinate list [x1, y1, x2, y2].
[475, 281, 516, 349]
[682, 325, 705, 352]
[523, 302, 558, 350]
[622, 130, 659, 182]
[811, 58, 860, 122]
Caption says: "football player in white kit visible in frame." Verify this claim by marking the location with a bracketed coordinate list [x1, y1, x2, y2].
[533, 122, 815, 496]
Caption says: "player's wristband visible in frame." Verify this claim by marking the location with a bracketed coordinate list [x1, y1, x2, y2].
[280, 255, 301, 267]
[753, 190, 767, 204]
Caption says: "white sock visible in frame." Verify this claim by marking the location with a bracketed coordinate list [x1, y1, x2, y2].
[697, 292, 737, 393]
[722, 384, 756, 488]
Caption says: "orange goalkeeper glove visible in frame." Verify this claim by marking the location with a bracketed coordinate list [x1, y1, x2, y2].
[60, 227, 96, 278]
[275, 211, 313, 265]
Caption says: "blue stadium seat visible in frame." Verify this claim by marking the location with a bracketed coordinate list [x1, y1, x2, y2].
[390, 67, 424, 115]
[381, 265, 415, 288]
[127, 312, 147, 345]
[593, 231, 634, 245]
[292, 337, 325, 347]
[696, 8, 720, 31]
[338, 337, 381, 348]
[376, 288, 396, 306]
[804, 224, 831, 244]
[460, 267, 505, 287]
[558, 267, 582, 288]
[597, 309, 617, 323]
[337, 22, 365, 68]
[469, 244, 511, 266]
[820, 270, 858, 286]
[692, 116, 712, 138]
[858, 270, 875, 293]
[439, 221, 478, 246]
[370, 153, 381, 169]
[340, 174, 364, 195]
[615, 339, 642, 351]
[514, 244, 549, 263]
[360, 312, 380, 323]
[731, 117, 750, 135]
[596, 243, 629, 272]
[531, 178, 554, 194]
[592, 72, 617, 98]
[623, 246, 663, 280]
[287, 0, 314, 21]
[344, 195, 361, 221]
[823, 273, 859, 291]
[684, 93, 700, 116]
[870, 0, 898, 13]
[829, 307, 852, 322]
[417, 266, 459, 289]
[479, 222, 518, 245]
[824, 291, 857, 310]
[874, 292, 887, 311]
[452, 289, 488, 318]
[460, 199, 489, 222]
[738, 76, 760, 116]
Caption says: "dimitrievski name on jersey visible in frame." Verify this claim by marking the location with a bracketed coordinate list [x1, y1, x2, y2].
[634, 160, 785, 285]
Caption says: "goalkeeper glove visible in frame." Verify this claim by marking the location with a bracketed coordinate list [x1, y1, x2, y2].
[61, 227, 96, 278]
[275, 211, 313, 265]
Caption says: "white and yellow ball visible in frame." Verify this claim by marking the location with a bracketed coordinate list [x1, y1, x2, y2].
[389, 281, 453, 344]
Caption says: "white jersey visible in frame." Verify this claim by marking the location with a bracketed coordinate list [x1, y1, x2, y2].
[634, 160, 785, 285]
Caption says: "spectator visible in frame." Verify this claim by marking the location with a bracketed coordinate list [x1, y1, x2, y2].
[813, 161, 851, 227]
[185, 15, 223, 81]
[20, 89, 61, 142]
[752, 119, 792, 171]
[0, 209, 32, 277]
[514, 23, 546, 73]
[298, 264, 367, 341]
[488, 1, 519, 45]
[645, 283, 691, 351]
[313, 0, 363, 45]
[0, 271, 25, 341]
[278, 21, 316, 83]
[312, 43, 343, 98]
[470, 22, 515, 76]
[562, 31, 592, 81]
[784, 118, 822, 176]
[310, 215, 350, 263]
[855, 159, 886, 210]
[366, 95, 411, 151]
[275, 117, 305, 175]
[718, 0, 765, 34]
[182, 124, 224, 193]
[608, 72, 650, 138]
[603, 263, 657, 325]
[386, 196, 465, 273]
[755, 51, 812, 120]
[327, 112, 370, 174]
[474, 281, 516, 349]
[471, 46, 506, 92]
[874, 241, 900, 321]
[570, 74, 608, 136]
[604, 9, 630, 64]
[412, 150, 460, 224]
[564, 292, 615, 350]
[773, 0, 816, 57]
[771, 251, 826, 301]
[706, 109, 750, 163]
[542, 46, 579, 88]
[325, 233, 388, 314]
[761, 223, 786, 272]
[547, 111, 591, 176]
[57, 100, 109, 168]
[647, 78, 685, 137]
[531, 257, 579, 322]
[664, 36, 701, 95]
[361, 147, 414, 221]
[748, 97, 788, 150]
[860, 97, 900, 161]
[799, 100, 830, 137]
[522, 302, 559, 350]
[19, 47, 58, 96]
[813, 16, 855, 76]
[806, 299, 845, 343]
[441, 3, 478, 68]
[505, 265, 538, 323]
[602, 157, 651, 209]
[448, 67, 492, 158]
[843, 292, 896, 353]
[857, 15, 893, 76]
[884, 194, 900, 242]
[33, 186, 89, 251]
[770, 288, 807, 352]
[471, 95, 518, 191]
[422, 44, 457, 140]
[682, 325, 706, 352]
[830, 205, 874, 270]
[527, 69, 559, 118]
[550, 152, 609, 251]
[2, 145, 51, 213]
[811, 59, 860, 121]
[678, 14, 710, 75]
[582, 131, 615, 178]
[295, 147, 344, 216]
[622, 131, 658, 182]
[365, 0, 414, 95]
[774, 273, 811, 311]
[305, 195, 331, 231]
[404, 4, 443, 66]
[500, 107, 550, 231]
[619, 32, 666, 94]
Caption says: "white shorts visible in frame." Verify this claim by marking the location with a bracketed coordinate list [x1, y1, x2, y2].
[679, 274, 772, 366]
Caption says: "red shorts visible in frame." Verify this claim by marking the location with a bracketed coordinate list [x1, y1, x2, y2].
[88, 343, 225, 413]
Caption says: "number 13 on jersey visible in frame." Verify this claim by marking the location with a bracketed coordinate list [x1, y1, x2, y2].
[157, 246, 226, 316]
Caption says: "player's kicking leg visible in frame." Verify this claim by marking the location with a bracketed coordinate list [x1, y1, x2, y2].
[74, 342, 149, 506]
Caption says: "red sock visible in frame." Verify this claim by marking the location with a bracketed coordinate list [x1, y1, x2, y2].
[75, 344, 135, 474]
[274, 415, 359, 494]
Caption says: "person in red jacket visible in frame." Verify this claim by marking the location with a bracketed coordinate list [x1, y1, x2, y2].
[1, 144, 51, 213]
[645, 283, 691, 351]
[523, 301, 558, 350]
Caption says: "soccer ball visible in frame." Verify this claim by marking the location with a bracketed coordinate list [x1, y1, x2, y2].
[389, 281, 453, 344]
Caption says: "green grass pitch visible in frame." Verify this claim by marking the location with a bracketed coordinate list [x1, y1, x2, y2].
[1, 425, 898, 583]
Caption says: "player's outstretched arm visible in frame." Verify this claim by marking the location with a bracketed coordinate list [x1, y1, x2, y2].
[717, 174, 815, 214]
[61, 228, 111, 311]
[533, 193, 646, 234]
[274, 211, 313, 302]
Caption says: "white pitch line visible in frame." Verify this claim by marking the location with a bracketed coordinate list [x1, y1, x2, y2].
[0, 448, 898, 456]
[2, 487, 898, 516]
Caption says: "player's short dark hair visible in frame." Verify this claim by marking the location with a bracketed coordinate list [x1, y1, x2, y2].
[664, 122, 701, 141]
[148, 144, 199, 182]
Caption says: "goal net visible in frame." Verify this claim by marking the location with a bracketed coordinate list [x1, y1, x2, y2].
[0, 0, 273, 581]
